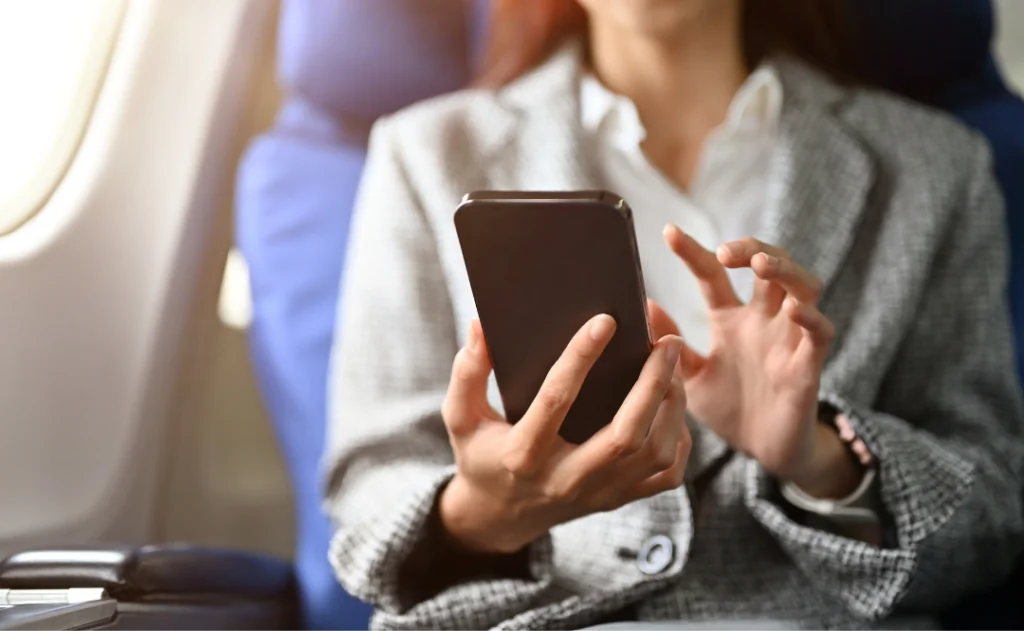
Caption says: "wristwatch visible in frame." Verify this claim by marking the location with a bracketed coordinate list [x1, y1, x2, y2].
[780, 405, 882, 528]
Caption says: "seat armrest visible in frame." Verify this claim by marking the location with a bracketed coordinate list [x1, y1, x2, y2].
[0, 543, 295, 601]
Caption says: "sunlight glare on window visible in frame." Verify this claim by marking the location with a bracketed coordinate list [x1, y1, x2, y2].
[0, 0, 125, 235]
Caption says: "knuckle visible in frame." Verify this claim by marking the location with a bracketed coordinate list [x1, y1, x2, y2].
[680, 427, 694, 453]
[451, 348, 475, 381]
[667, 462, 687, 489]
[500, 453, 528, 476]
[609, 430, 643, 459]
[822, 319, 836, 343]
[536, 386, 572, 418]
[501, 442, 540, 476]
[646, 370, 673, 398]
[569, 337, 599, 362]
[654, 444, 677, 471]
[441, 399, 470, 436]
[808, 275, 824, 298]
[772, 256, 790, 276]
[440, 396, 457, 426]
[607, 436, 631, 459]
[442, 414, 467, 438]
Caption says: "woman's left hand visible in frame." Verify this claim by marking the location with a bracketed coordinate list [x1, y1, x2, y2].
[658, 224, 862, 499]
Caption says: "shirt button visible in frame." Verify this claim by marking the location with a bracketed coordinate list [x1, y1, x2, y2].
[636, 535, 675, 575]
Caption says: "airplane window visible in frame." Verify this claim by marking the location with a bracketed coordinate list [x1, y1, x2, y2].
[0, 0, 125, 235]
[997, 0, 1024, 92]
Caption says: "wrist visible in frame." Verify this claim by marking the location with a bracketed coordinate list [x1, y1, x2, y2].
[439, 475, 536, 555]
[783, 422, 865, 499]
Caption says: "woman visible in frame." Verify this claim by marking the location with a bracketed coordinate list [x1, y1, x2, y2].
[324, 0, 1024, 628]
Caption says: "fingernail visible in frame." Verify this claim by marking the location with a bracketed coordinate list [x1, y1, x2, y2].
[717, 244, 734, 260]
[590, 314, 616, 341]
[468, 320, 481, 351]
[663, 337, 683, 369]
[762, 253, 780, 270]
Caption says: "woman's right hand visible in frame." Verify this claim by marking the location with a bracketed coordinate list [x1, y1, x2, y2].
[439, 314, 691, 555]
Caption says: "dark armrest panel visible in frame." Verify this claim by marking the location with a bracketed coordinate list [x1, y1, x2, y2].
[0, 543, 295, 602]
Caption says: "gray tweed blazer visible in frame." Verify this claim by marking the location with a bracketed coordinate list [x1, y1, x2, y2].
[323, 43, 1024, 630]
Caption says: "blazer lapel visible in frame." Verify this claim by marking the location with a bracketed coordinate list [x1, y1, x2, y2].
[758, 59, 876, 300]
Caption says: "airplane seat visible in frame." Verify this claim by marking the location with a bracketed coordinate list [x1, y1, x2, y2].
[945, 64, 1024, 384]
[854, 0, 1024, 386]
[234, 1, 486, 628]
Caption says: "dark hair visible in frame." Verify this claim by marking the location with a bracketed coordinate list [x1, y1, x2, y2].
[475, 0, 861, 88]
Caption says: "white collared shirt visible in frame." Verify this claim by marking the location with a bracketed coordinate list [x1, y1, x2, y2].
[580, 66, 784, 354]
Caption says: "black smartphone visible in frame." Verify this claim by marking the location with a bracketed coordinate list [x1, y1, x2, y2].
[454, 190, 653, 444]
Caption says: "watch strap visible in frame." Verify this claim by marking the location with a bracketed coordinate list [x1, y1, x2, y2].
[780, 468, 881, 527]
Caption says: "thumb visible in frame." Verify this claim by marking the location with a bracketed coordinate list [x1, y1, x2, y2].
[647, 299, 680, 339]
[442, 319, 494, 437]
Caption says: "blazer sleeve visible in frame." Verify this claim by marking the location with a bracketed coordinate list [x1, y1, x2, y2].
[322, 119, 556, 630]
[744, 137, 1024, 620]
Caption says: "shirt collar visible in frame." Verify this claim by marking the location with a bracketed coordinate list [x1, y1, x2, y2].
[580, 63, 784, 148]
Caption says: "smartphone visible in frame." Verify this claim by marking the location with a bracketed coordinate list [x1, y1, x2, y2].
[454, 190, 653, 445]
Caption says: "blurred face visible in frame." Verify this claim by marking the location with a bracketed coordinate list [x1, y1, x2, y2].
[575, 0, 734, 40]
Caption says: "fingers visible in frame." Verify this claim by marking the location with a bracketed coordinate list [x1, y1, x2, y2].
[647, 299, 680, 339]
[618, 385, 691, 503]
[571, 384, 690, 512]
[626, 383, 687, 476]
[566, 335, 683, 479]
[663, 224, 741, 310]
[717, 237, 787, 267]
[722, 238, 835, 363]
[606, 336, 683, 458]
[751, 277, 787, 316]
[784, 297, 834, 364]
[720, 238, 823, 306]
[505, 314, 616, 475]
[752, 251, 823, 305]
[442, 320, 494, 436]
[648, 299, 706, 378]
[628, 432, 691, 500]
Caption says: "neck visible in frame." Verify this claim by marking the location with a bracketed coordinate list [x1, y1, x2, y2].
[587, 5, 748, 143]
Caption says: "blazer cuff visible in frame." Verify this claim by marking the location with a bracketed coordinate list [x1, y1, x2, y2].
[328, 467, 556, 628]
[742, 392, 975, 620]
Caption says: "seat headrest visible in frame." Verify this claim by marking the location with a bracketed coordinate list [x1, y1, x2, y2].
[851, 0, 995, 100]
[277, 0, 484, 123]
